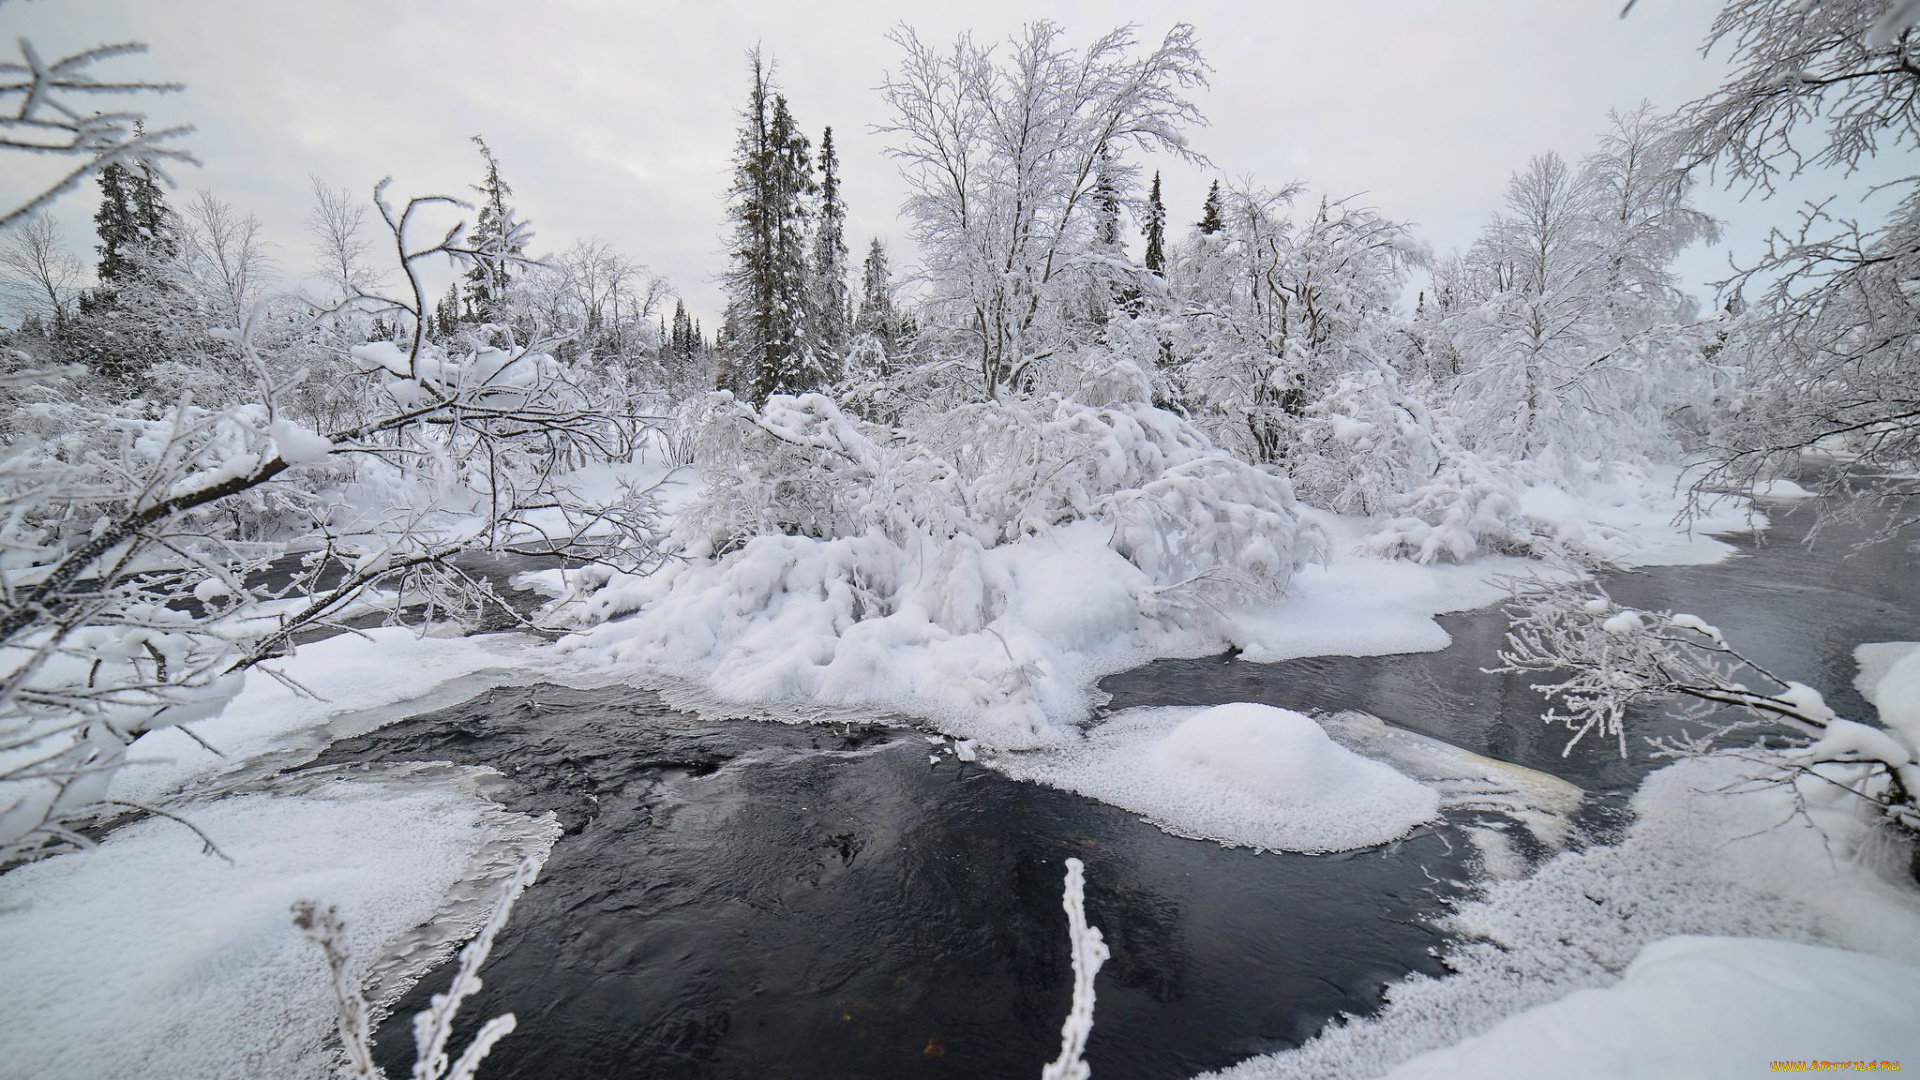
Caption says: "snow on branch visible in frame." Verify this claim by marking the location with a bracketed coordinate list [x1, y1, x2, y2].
[296, 856, 540, 1080]
[1041, 857, 1109, 1080]
[1495, 574, 1920, 836]
[0, 36, 196, 229]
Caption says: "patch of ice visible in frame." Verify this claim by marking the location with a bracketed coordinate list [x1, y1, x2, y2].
[113, 627, 547, 805]
[1317, 711, 1584, 848]
[993, 704, 1439, 853]
[0, 770, 560, 1080]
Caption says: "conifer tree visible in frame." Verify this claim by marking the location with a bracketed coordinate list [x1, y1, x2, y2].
[91, 151, 174, 290]
[854, 237, 898, 355]
[810, 125, 851, 371]
[1087, 148, 1136, 318]
[1196, 179, 1225, 235]
[463, 135, 524, 325]
[670, 298, 694, 365]
[1144, 171, 1167, 276]
[78, 134, 176, 377]
[433, 283, 462, 340]
[719, 50, 819, 404]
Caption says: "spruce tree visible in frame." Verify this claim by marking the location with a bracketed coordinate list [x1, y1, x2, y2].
[433, 283, 462, 340]
[810, 125, 850, 372]
[463, 135, 524, 325]
[1144, 171, 1167, 276]
[1196, 179, 1225, 235]
[1087, 148, 1135, 318]
[854, 237, 897, 357]
[79, 135, 176, 377]
[719, 50, 819, 404]
[91, 152, 173, 290]
[670, 299, 691, 360]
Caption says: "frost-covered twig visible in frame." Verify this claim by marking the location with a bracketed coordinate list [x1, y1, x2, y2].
[1041, 857, 1109, 1080]
[410, 857, 537, 1080]
[295, 856, 539, 1080]
[1496, 575, 1920, 840]
[0, 37, 196, 228]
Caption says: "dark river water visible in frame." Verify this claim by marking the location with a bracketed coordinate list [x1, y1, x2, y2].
[305, 489, 1918, 1080]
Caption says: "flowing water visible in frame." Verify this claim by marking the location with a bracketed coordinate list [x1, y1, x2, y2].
[303, 489, 1917, 1080]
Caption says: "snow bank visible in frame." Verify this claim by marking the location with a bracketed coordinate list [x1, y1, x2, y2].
[1201, 749, 1920, 1079]
[1510, 464, 1758, 568]
[1224, 514, 1546, 662]
[1752, 476, 1815, 500]
[0, 769, 560, 1080]
[559, 522, 1185, 747]
[993, 704, 1439, 852]
[112, 627, 546, 806]
[1382, 937, 1916, 1079]
[1856, 641, 1920, 749]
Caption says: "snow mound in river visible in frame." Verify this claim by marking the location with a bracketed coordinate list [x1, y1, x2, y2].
[994, 702, 1440, 853]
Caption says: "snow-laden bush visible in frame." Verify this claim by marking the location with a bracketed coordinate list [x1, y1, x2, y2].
[1292, 361, 1532, 564]
[551, 389, 1324, 743]
[673, 390, 1319, 601]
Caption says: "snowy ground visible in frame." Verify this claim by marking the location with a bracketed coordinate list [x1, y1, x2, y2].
[0, 767, 558, 1080]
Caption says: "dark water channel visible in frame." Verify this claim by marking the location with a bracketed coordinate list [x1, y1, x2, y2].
[303, 489, 1917, 1080]
[1108, 491, 1920, 798]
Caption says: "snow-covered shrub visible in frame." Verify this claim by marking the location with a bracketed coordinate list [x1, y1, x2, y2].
[672, 389, 1321, 596]
[552, 389, 1324, 742]
[1, 187, 666, 866]
[1292, 360, 1532, 564]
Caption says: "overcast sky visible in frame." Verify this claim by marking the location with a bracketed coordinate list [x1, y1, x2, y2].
[2, 0, 1887, 325]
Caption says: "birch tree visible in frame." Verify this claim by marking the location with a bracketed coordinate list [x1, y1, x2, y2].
[878, 21, 1210, 398]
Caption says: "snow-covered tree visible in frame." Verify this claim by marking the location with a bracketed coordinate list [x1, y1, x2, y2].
[1168, 183, 1424, 467]
[0, 181, 668, 867]
[810, 125, 851, 369]
[1195, 179, 1224, 236]
[174, 188, 275, 331]
[718, 51, 821, 403]
[1436, 123, 1717, 470]
[1678, 0, 1920, 505]
[0, 214, 83, 344]
[304, 177, 385, 305]
[1143, 171, 1167, 276]
[878, 21, 1210, 398]
[462, 135, 525, 327]
[853, 238, 898, 354]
